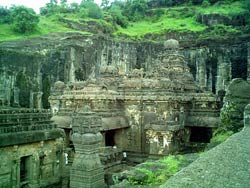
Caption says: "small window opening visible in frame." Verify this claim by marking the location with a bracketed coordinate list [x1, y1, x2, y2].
[20, 156, 30, 187]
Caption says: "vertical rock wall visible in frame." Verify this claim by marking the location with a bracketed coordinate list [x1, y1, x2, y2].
[0, 33, 249, 109]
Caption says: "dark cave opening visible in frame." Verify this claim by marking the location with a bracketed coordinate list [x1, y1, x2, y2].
[42, 74, 51, 109]
[105, 130, 116, 147]
[231, 58, 247, 80]
[20, 156, 30, 184]
[189, 127, 212, 143]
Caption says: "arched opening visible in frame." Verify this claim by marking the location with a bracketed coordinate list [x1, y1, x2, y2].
[189, 127, 212, 143]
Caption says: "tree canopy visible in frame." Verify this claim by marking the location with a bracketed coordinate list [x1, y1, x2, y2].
[10, 6, 39, 33]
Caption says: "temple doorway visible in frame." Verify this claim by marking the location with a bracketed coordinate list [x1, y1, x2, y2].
[105, 130, 116, 147]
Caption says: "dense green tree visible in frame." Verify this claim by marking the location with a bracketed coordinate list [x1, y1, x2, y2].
[110, 0, 126, 8]
[60, 0, 67, 6]
[80, 1, 103, 19]
[10, 6, 39, 33]
[101, 0, 110, 8]
[40, 0, 59, 15]
[242, 0, 250, 11]
[159, 0, 174, 6]
[123, 0, 148, 21]
[108, 5, 128, 27]
[0, 6, 11, 24]
[69, 2, 80, 13]
[50, 0, 58, 6]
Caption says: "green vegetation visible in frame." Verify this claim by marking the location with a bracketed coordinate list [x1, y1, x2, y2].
[196, 1, 246, 16]
[211, 130, 233, 143]
[0, 0, 249, 41]
[11, 6, 39, 33]
[210, 101, 236, 144]
[115, 14, 207, 39]
[127, 155, 185, 186]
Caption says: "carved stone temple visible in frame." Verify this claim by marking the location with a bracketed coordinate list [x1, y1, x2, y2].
[0, 39, 221, 187]
[50, 39, 220, 171]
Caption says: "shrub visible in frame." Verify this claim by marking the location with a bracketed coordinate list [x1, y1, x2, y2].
[108, 5, 128, 27]
[160, 155, 183, 174]
[211, 130, 233, 143]
[10, 6, 39, 33]
[80, 1, 103, 19]
[220, 101, 237, 131]
[202, 0, 211, 7]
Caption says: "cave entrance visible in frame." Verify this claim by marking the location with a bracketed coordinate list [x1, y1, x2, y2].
[231, 58, 247, 80]
[105, 130, 116, 147]
[189, 127, 212, 143]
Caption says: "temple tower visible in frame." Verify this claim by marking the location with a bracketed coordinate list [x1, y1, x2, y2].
[70, 108, 105, 188]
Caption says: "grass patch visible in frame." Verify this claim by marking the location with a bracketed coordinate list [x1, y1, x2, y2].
[211, 130, 234, 143]
[0, 1, 247, 41]
[196, 1, 246, 16]
[115, 16, 206, 39]
[127, 155, 185, 186]
[115, 1, 246, 40]
[0, 14, 93, 41]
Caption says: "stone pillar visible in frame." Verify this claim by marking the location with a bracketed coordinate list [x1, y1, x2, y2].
[13, 87, 20, 106]
[70, 111, 105, 188]
[36, 92, 43, 109]
[30, 92, 34, 109]
[69, 47, 76, 82]
[247, 42, 250, 81]
[216, 55, 230, 93]
[244, 104, 250, 127]
[196, 55, 206, 89]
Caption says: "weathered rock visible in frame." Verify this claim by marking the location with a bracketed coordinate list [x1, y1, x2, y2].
[161, 106, 250, 188]
[222, 78, 250, 131]
[0, 108, 65, 188]
[50, 39, 220, 165]
[70, 110, 105, 188]
[0, 33, 249, 110]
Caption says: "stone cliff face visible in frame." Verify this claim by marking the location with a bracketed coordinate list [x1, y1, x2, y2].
[0, 32, 249, 108]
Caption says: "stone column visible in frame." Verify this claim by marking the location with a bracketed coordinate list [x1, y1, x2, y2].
[196, 54, 206, 89]
[216, 55, 230, 93]
[30, 92, 34, 109]
[247, 42, 250, 81]
[70, 111, 105, 188]
[36, 92, 43, 109]
[69, 47, 76, 82]
[244, 104, 250, 127]
[13, 87, 20, 106]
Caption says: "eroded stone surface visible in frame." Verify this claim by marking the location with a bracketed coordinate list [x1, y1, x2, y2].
[50, 39, 220, 163]
[70, 110, 105, 188]
[0, 109, 65, 188]
[161, 105, 250, 188]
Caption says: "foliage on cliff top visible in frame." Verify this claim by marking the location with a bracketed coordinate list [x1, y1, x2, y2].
[0, 0, 248, 42]
[196, 1, 246, 16]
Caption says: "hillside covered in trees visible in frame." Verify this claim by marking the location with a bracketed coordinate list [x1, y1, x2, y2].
[0, 0, 250, 41]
